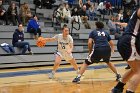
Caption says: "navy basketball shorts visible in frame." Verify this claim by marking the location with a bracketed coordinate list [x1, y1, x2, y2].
[117, 34, 140, 61]
[85, 46, 111, 65]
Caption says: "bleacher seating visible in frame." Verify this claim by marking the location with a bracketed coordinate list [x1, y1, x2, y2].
[0, 0, 123, 69]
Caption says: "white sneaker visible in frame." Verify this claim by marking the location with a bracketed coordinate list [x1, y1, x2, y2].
[48, 72, 55, 79]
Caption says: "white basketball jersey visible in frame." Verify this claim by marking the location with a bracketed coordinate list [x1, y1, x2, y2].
[53, 34, 73, 52]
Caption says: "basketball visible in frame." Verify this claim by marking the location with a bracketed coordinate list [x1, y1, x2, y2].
[36, 37, 47, 48]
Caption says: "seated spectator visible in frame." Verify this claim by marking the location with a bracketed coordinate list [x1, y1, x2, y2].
[85, 0, 91, 10]
[107, 16, 121, 35]
[118, 10, 123, 22]
[79, 5, 88, 23]
[7, 2, 21, 26]
[27, 15, 41, 40]
[79, 5, 91, 29]
[20, 2, 32, 26]
[0, 0, 9, 25]
[12, 24, 33, 55]
[123, 10, 131, 23]
[105, 2, 113, 15]
[86, 4, 96, 21]
[78, 0, 83, 9]
[71, 6, 82, 23]
[62, 3, 71, 23]
[55, 4, 64, 24]
[97, 1, 106, 15]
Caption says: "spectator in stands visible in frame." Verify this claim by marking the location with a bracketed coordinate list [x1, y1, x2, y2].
[27, 15, 41, 40]
[107, 16, 121, 35]
[7, 2, 21, 26]
[105, 1, 113, 15]
[118, 10, 123, 22]
[85, 0, 91, 10]
[71, 6, 82, 23]
[97, 1, 106, 15]
[56, 4, 64, 23]
[79, 5, 88, 22]
[123, 10, 131, 23]
[62, 3, 71, 23]
[78, 0, 83, 9]
[79, 5, 91, 29]
[20, 2, 32, 26]
[86, 4, 96, 21]
[0, 0, 9, 25]
[12, 24, 33, 55]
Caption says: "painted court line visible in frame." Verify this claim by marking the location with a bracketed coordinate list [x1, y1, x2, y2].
[0, 63, 127, 78]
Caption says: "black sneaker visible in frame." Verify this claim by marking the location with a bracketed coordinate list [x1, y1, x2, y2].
[116, 74, 121, 81]
[126, 90, 134, 93]
[72, 76, 80, 83]
[125, 65, 130, 69]
[111, 88, 123, 93]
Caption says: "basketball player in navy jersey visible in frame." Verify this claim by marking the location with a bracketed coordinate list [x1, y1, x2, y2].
[72, 21, 121, 83]
[111, 8, 140, 93]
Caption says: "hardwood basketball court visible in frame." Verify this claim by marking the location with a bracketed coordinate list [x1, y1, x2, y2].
[0, 62, 140, 93]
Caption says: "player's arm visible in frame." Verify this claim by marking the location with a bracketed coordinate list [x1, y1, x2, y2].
[44, 38, 57, 42]
[137, 8, 140, 18]
[88, 38, 93, 55]
[116, 22, 128, 27]
[109, 40, 114, 53]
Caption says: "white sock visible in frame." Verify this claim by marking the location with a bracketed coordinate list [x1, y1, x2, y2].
[77, 74, 81, 78]
[52, 71, 55, 74]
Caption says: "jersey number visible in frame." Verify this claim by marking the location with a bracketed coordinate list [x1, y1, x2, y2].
[62, 45, 65, 49]
[97, 31, 105, 36]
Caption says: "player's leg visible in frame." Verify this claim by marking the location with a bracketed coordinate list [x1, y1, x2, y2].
[106, 62, 121, 81]
[111, 61, 135, 93]
[48, 54, 62, 79]
[72, 61, 89, 83]
[68, 58, 79, 72]
[126, 60, 140, 93]
[72, 50, 95, 83]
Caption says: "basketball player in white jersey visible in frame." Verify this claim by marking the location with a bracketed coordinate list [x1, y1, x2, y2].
[111, 8, 140, 93]
[43, 24, 79, 79]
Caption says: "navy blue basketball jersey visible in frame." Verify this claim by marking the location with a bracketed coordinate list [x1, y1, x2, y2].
[125, 9, 140, 36]
[89, 29, 111, 48]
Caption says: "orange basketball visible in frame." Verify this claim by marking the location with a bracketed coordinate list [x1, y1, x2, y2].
[36, 37, 47, 48]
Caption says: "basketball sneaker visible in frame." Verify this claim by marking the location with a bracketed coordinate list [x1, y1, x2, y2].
[111, 87, 123, 93]
[72, 76, 81, 83]
[116, 74, 121, 81]
[48, 72, 55, 79]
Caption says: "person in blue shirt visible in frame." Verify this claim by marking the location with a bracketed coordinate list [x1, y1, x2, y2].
[12, 24, 33, 55]
[72, 21, 121, 83]
[27, 15, 41, 40]
[111, 8, 140, 93]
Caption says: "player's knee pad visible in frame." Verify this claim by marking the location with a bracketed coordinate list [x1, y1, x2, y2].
[85, 59, 92, 65]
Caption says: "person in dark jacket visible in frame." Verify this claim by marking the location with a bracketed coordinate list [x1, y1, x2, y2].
[12, 24, 33, 55]
[27, 15, 41, 40]
[7, 2, 21, 25]
[0, 0, 9, 25]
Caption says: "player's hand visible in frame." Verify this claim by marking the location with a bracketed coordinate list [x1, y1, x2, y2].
[36, 37, 47, 48]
